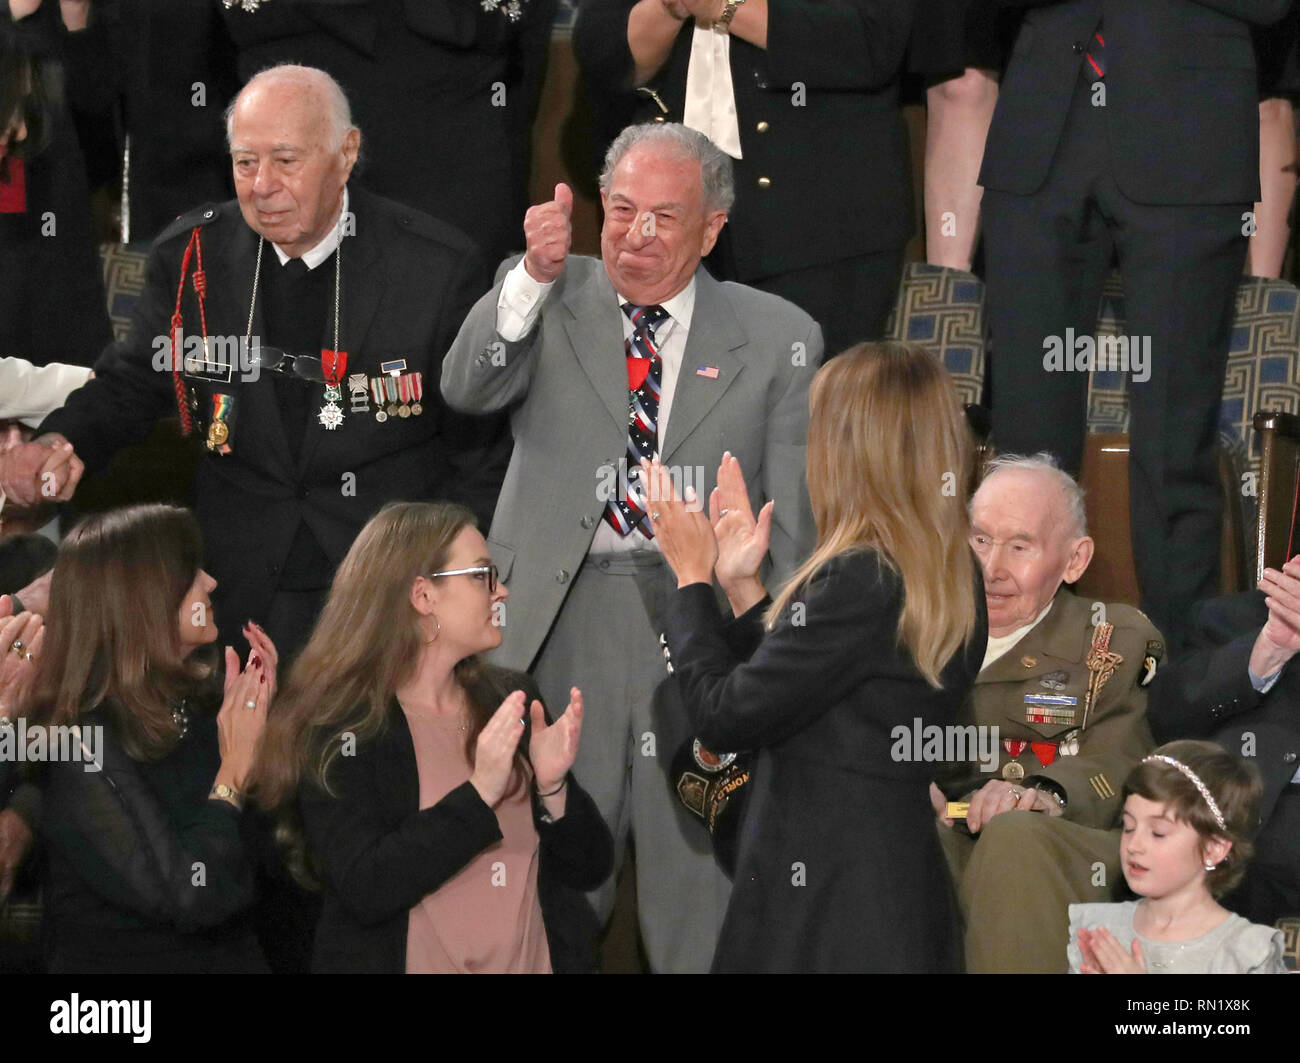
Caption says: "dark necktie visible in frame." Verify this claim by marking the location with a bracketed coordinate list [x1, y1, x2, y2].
[604, 302, 669, 539]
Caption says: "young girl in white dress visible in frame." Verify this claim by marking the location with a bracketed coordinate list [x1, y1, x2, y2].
[1068, 740, 1288, 974]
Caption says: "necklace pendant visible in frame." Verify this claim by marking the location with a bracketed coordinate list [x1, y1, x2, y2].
[318, 401, 345, 430]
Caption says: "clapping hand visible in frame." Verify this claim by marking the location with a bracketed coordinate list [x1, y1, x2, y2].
[1252, 554, 1300, 679]
[642, 458, 717, 587]
[469, 691, 528, 807]
[242, 620, 280, 702]
[0, 602, 43, 720]
[529, 687, 583, 795]
[215, 646, 269, 790]
[1077, 927, 1146, 974]
[709, 452, 770, 614]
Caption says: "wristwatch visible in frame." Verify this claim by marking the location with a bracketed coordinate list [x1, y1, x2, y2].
[717, 0, 746, 28]
[209, 783, 244, 809]
[1023, 775, 1068, 811]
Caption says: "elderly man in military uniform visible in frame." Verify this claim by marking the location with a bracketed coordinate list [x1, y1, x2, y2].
[932, 454, 1162, 974]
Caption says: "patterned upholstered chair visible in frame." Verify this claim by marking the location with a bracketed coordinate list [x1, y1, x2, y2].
[885, 262, 991, 485]
[1078, 273, 1300, 603]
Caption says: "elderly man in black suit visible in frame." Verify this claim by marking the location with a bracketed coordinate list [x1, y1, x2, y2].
[573, 0, 915, 354]
[0, 64, 499, 664]
[1147, 556, 1300, 928]
[980, 0, 1293, 652]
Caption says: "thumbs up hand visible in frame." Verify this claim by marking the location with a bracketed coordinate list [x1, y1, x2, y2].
[523, 183, 573, 284]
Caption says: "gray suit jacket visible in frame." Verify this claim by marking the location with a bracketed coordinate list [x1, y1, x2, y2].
[441, 255, 821, 670]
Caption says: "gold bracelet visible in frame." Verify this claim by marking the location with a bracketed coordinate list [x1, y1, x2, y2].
[209, 783, 243, 809]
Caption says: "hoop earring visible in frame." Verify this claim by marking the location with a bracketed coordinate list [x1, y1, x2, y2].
[424, 616, 441, 645]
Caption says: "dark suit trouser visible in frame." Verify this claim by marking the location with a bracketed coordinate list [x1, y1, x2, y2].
[983, 78, 1249, 648]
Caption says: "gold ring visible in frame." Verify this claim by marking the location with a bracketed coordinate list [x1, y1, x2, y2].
[7, 640, 24, 655]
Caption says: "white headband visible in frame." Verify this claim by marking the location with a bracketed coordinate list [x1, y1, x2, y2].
[1141, 755, 1227, 832]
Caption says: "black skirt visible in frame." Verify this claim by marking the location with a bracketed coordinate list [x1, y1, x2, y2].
[906, 0, 1018, 85]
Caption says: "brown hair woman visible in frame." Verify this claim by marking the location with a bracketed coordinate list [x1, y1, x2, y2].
[251, 501, 613, 973]
[23, 503, 273, 973]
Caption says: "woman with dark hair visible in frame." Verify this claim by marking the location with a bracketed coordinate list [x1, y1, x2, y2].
[252, 501, 613, 974]
[646, 341, 988, 972]
[23, 503, 275, 973]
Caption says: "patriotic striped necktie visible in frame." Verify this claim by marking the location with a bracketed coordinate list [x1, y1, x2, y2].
[605, 302, 670, 539]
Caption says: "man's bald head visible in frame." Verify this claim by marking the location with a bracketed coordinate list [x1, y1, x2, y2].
[226, 65, 360, 257]
[969, 454, 1095, 638]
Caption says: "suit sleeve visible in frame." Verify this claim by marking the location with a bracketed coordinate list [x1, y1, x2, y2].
[573, 0, 641, 93]
[36, 236, 183, 472]
[1146, 594, 1273, 743]
[665, 553, 902, 750]
[765, 0, 914, 91]
[440, 256, 544, 415]
[299, 746, 503, 927]
[40, 734, 256, 933]
[761, 320, 820, 586]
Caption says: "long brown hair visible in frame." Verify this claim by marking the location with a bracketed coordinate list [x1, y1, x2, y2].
[24, 504, 216, 759]
[252, 501, 528, 818]
[767, 341, 979, 687]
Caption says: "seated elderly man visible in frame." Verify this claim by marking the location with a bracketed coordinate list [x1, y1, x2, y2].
[932, 454, 1162, 974]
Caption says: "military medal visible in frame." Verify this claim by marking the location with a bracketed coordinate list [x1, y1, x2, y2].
[1001, 740, 1027, 780]
[409, 371, 423, 416]
[1030, 741, 1057, 767]
[692, 739, 737, 773]
[397, 372, 413, 418]
[347, 373, 369, 414]
[1057, 729, 1081, 757]
[1081, 621, 1122, 731]
[1024, 693, 1078, 726]
[369, 377, 388, 422]
[383, 375, 400, 417]
[319, 348, 347, 430]
[206, 393, 234, 454]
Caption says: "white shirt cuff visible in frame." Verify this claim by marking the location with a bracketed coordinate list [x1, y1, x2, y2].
[496, 261, 554, 343]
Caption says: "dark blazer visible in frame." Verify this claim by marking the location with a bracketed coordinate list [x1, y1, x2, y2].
[981, 0, 1292, 205]
[664, 550, 987, 972]
[38, 704, 264, 973]
[37, 186, 503, 643]
[1147, 591, 1300, 827]
[573, 0, 915, 281]
[299, 668, 614, 973]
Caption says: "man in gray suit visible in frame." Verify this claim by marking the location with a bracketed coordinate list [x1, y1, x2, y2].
[441, 123, 820, 973]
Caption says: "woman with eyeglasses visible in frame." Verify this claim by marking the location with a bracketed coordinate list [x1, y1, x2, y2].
[251, 501, 613, 973]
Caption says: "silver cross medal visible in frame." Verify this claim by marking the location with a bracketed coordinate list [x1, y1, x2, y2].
[319, 384, 345, 430]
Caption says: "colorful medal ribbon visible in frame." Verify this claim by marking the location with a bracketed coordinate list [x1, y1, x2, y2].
[397, 371, 413, 417]
[207, 393, 233, 454]
[409, 371, 423, 415]
[1003, 740, 1027, 759]
[321, 348, 348, 389]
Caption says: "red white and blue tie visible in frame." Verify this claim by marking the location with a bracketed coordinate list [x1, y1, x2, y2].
[605, 302, 669, 538]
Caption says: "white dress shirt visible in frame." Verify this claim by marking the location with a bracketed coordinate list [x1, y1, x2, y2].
[496, 260, 697, 555]
[981, 600, 1056, 672]
[270, 187, 349, 269]
[0, 357, 93, 428]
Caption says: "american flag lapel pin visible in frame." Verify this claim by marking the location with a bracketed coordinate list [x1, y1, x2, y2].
[696, 365, 719, 379]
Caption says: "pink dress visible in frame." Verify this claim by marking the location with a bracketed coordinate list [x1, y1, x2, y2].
[401, 705, 551, 974]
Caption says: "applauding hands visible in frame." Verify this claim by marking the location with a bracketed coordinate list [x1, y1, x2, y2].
[469, 687, 584, 817]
